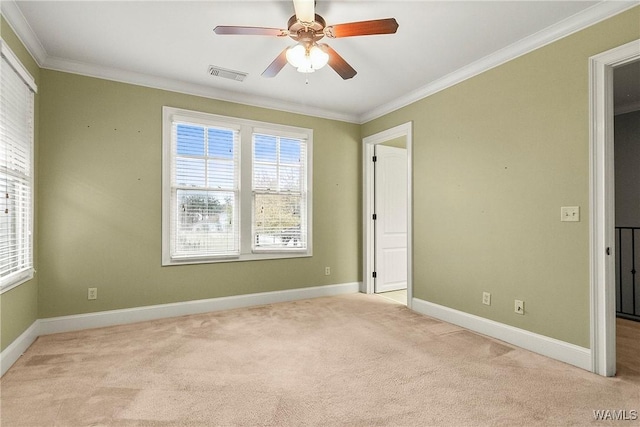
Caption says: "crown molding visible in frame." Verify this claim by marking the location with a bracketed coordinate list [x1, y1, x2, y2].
[358, 1, 640, 124]
[1, 0, 358, 123]
[42, 56, 359, 123]
[0, 0, 47, 66]
[2, 0, 637, 125]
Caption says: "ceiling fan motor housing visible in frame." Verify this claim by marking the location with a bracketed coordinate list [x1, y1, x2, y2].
[288, 14, 326, 44]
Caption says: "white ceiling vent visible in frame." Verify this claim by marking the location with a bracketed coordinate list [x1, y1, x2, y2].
[208, 65, 247, 82]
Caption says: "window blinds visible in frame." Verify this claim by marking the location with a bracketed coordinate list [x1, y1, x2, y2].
[0, 53, 35, 289]
[170, 121, 240, 258]
[252, 133, 307, 250]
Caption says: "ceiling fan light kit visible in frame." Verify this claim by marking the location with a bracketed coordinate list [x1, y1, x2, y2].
[213, 0, 398, 80]
[286, 43, 329, 73]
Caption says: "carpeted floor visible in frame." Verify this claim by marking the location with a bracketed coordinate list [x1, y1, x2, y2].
[1, 293, 638, 426]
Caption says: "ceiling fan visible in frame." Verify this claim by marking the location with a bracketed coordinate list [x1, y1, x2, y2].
[213, 0, 399, 80]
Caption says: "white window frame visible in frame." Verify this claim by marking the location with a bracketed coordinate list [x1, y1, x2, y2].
[0, 40, 37, 293]
[251, 127, 309, 253]
[162, 107, 313, 266]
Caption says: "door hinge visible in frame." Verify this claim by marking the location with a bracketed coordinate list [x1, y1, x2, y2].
[606, 247, 610, 255]
[372, 155, 377, 162]
[372, 214, 377, 220]
[372, 271, 377, 278]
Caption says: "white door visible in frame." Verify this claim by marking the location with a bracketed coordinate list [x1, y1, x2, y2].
[374, 145, 407, 293]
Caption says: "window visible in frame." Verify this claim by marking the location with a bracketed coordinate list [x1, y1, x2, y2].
[0, 41, 36, 292]
[162, 107, 312, 265]
[170, 121, 240, 259]
[253, 133, 307, 251]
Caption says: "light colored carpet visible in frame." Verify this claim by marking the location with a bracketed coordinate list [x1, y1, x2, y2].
[1, 293, 639, 426]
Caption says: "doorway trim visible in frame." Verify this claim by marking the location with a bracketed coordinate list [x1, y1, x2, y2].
[363, 122, 413, 308]
[589, 39, 640, 377]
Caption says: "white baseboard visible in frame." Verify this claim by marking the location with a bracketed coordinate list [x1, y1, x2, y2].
[1, 282, 359, 376]
[411, 297, 592, 371]
[5, 286, 589, 378]
[38, 282, 360, 336]
[0, 320, 39, 376]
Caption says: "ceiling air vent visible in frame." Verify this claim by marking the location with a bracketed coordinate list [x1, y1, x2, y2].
[208, 65, 247, 82]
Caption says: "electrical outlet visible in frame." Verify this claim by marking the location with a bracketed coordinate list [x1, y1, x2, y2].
[482, 292, 491, 306]
[515, 299, 524, 315]
[325, 267, 331, 276]
[88, 287, 97, 300]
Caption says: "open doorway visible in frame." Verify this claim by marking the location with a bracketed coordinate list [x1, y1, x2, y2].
[589, 39, 640, 377]
[363, 123, 413, 308]
[613, 59, 640, 377]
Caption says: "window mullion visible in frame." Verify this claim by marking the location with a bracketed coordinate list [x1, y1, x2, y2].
[240, 125, 253, 254]
[203, 126, 209, 188]
[276, 136, 281, 193]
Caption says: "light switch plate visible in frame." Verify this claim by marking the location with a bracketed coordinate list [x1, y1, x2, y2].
[561, 206, 580, 222]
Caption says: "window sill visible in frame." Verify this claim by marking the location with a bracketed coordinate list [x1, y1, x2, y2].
[0, 269, 35, 294]
[163, 251, 312, 266]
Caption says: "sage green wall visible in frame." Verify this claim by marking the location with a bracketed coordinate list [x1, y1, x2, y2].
[0, 17, 40, 352]
[362, 7, 640, 348]
[38, 70, 361, 318]
[3, 6, 639, 352]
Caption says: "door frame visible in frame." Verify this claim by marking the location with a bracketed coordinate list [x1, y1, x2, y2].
[362, 122, 413, 308]
[589, 39, 640, 377]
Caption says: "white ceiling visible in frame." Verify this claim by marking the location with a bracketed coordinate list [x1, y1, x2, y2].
[3, 1, 637, 122]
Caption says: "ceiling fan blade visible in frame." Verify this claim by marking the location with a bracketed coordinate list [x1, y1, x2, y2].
[293, 0, 315, 23]
[262, 48, 289, 78]
[213, 26, 288, 37]
[324, 18, 399, 38]
[320, 44, 357, 80]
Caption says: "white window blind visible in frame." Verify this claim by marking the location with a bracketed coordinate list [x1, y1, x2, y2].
[252, 133, 307, 250]
[169, 121, 240, 259]
[0, 43, 36, 291]
[162, 107, 312, 265]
